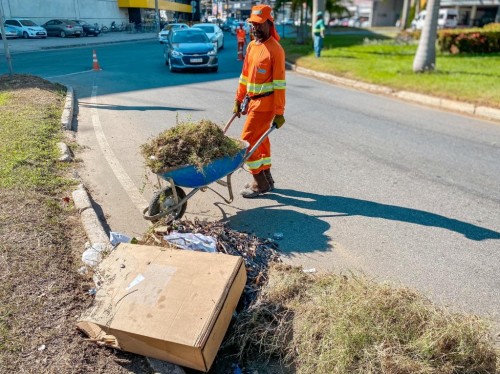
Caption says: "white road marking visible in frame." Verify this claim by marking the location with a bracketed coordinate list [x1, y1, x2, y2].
[91, 85, 148, 212]
[44, 70, 94, 79]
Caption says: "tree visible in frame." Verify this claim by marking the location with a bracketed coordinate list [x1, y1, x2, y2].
[413, 0, 440, 72]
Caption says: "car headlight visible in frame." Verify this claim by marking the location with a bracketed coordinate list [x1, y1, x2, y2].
[171, 50, 183, 57]
[208, 47, 217, 56]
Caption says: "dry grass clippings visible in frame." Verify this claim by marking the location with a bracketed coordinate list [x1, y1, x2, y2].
[225, 265, 498, 374]
[140, 119, 244, 173]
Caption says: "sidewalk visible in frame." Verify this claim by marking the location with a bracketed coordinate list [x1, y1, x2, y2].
[0, 31, 157, 54]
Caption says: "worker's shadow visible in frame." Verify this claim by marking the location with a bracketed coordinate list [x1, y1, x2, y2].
[227, 188, 500, 254]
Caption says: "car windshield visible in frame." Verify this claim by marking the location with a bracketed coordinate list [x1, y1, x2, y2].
[197, 25, 215, 33]
[20, 20, 37, 26]
[172, 32, 208, 43]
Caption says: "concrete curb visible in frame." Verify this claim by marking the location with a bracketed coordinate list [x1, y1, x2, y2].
[72, 184, 111, 247]
[286, 62, 500, 123]
[61, 86, 74, 130]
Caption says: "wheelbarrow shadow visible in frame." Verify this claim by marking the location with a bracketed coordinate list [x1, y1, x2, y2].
[225, 203, 335, 256]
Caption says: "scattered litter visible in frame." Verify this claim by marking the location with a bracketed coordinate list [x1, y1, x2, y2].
[303, 268, 316, 273]
[88, 288, 97, 296]
[273, 232, 284, 240]
[139, 218, 281, 307]
[110, 231, 131, 246]
[81, 243, 107, 267]
[38, 344, 46, 351]
[77, 266, 88, 275]
[164, 232, 217, 253]
[233, 364, 242, 374]
[120, 264, 126, 268]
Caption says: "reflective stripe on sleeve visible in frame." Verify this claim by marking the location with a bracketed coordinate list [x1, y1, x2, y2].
[273, 80, 286, 90]
[239, 74, 248, 86]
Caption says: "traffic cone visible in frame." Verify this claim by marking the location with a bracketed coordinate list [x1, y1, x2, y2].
[92, 50, 101, 71]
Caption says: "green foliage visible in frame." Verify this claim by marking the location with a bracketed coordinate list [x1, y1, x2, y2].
[0, 92, 69, 191]
[281, 30, 500, 108]
[438, 29, 500, 54]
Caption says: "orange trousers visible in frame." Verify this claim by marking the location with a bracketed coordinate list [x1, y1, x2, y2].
[241, 101, 273, 175]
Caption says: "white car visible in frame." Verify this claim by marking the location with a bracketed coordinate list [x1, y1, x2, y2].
[158, 23, 189, 43]
[411, 9, 458, 30]
[192, 23, 224, 50]
[5, 18, 47, 39]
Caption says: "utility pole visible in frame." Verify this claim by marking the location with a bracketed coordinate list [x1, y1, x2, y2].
[155, 0, 160, 31]
[0, 5, 13, 75]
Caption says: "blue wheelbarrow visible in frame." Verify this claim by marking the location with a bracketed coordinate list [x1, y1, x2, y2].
[143, 118, 276, 222]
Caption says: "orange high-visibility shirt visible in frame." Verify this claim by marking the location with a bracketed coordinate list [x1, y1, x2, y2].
[236, 28, 246, 43]
[236, 37, 286, 115]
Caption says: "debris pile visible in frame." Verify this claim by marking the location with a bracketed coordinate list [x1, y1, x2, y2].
[139, 218, 281, 307]
[140, 120, 244, 173]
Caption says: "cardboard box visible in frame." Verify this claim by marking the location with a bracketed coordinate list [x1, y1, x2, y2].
[77, 243, 246, 372]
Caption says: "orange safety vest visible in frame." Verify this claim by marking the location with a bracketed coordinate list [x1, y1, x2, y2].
[236, 28, 246, 43]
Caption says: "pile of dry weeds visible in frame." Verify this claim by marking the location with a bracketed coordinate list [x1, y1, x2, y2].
[141, 119, 244, 173]
[223, 264, 498, 374]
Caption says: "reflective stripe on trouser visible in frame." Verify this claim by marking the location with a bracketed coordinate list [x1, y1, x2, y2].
[241, 103, 274, 175]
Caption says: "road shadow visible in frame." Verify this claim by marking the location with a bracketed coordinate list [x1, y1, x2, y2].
[79, 102, 200, 112]
[227, 188, 500, 254]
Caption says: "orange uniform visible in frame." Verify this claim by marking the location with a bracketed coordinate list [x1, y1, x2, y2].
[236, 37, 286, 174]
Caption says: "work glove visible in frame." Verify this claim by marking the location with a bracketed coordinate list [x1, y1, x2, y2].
[233, 100, 242, 118]
[272, 114, 285, 129]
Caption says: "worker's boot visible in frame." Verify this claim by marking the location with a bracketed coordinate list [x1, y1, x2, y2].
[263, 169, 275, 191]
[245, 168, 275, 191]
[240, 171, 270, 198]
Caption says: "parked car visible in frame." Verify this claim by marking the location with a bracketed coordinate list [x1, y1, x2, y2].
[158, 23, 189, 43]
[411, 9, 458, 30]
[42, 19, 83, 37]
[72, 20, 99, 36]
[4, 18, 47, 39]
[163, 28, 218, 73]
[0, 25, 19, 39]
[192, 23, 224, 50]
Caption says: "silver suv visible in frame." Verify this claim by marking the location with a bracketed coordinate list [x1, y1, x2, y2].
[5, 18, 47, 39]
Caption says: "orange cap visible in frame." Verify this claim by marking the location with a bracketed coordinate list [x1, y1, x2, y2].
[247, 5, 274, 24]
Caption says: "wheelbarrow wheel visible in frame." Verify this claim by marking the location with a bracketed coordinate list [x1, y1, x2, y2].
[148, 186, 187, 221]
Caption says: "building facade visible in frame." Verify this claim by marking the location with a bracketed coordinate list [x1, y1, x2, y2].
[0, 0, 196, 28]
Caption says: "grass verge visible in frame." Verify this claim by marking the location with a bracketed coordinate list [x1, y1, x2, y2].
[0, 74, 146, 373]
[281, 30, 500, 109]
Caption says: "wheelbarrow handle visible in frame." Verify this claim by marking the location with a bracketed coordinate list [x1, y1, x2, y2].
[223, 113, 238, 134]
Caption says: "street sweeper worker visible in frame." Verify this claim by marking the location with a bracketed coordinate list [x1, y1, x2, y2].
[236, 23, 247, 60]
[232, 4, 286, 199]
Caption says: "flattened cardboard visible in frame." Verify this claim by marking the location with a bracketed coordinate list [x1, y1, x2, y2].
[77, 243, 246, 372]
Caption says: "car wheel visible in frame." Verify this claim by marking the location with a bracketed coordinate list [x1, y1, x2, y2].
[219, 39, 224, 50]
[60, 31, 66, 38]
[23, 31, 29, 39]
[169, 59, 176, 72]
[82, 31, 87, 37]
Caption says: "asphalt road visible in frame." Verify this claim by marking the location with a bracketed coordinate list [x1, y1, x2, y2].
[2, 34, 499, 330]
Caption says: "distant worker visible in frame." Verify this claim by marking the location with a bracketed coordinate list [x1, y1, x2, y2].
[313, 11, 325, 57]
[236, 23, 247, 60]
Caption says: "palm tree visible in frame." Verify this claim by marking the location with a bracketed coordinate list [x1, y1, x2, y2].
[413, 0, 441, 72]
